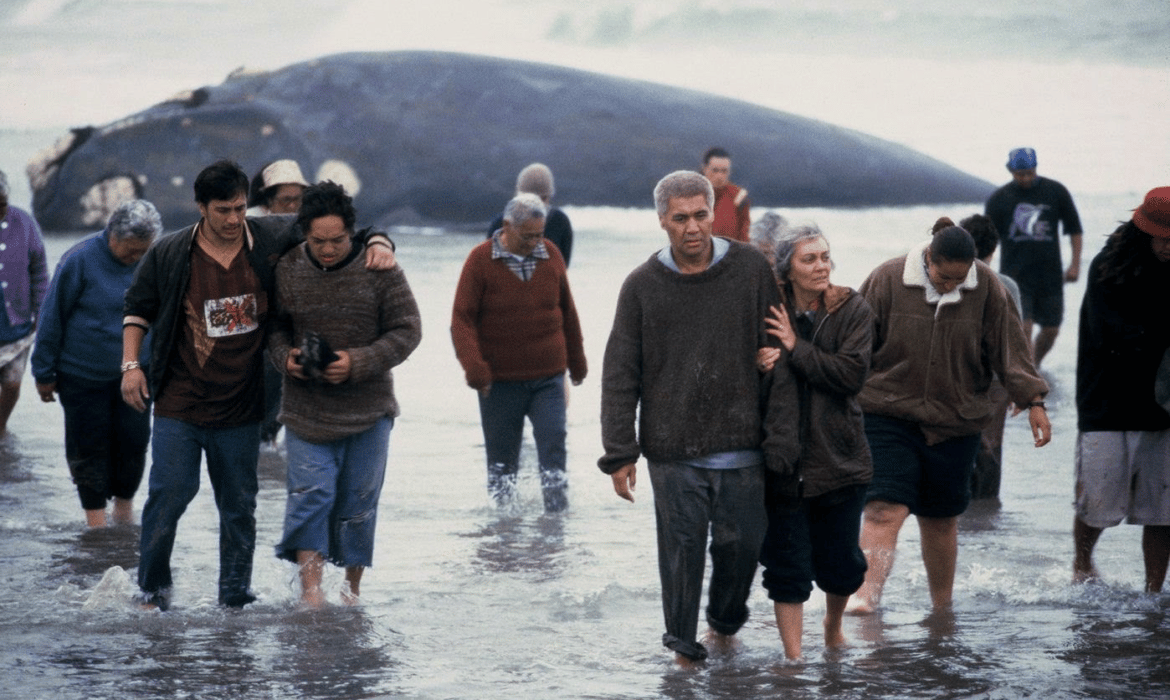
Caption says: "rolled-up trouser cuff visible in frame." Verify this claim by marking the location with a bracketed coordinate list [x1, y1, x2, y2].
[662, 634, 708, 661]
[706, 605, 750, 637]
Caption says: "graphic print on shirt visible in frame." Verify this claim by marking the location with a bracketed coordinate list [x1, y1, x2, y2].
[1008, 203, 1053, 242]
[206, 294, 259, 337]
[187, 293, 259, 367]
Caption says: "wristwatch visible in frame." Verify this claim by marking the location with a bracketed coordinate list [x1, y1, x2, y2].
[121, 361, 141, 373]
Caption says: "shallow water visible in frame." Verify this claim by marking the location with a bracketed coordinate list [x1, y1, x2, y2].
[2, 196, 1169, 700]
[2, 1, 1169, 697]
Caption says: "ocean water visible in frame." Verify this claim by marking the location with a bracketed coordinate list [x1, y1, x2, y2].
[1, 1, 1169, 699]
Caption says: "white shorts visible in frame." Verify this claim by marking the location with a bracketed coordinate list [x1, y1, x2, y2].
[1075, 430, 1170, 527]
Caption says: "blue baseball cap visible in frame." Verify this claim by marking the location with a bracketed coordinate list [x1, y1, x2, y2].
[1007, 147, 1037, 170]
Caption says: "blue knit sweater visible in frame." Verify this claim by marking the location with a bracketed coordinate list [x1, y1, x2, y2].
[32, 230, 149, 384]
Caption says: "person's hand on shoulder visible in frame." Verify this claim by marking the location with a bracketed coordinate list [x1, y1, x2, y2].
[364, 236, 397, 270]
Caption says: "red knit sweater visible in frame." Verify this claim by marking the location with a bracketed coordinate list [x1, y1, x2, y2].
[712, 182, 751, 242]
[450, 241, 587, 389]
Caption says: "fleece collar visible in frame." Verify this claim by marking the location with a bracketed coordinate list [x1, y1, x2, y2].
[902, 239, 978, 316]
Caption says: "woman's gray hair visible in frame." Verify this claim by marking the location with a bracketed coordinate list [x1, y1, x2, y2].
[502, 192, 548, 226]
[0, 170, 9, 197]
[773, 223, 829, 282]
[653, 170, 714, 217]
[750, 211, 790, 260]
[107, 199, 163, 242]
[516, 163, 555, 200]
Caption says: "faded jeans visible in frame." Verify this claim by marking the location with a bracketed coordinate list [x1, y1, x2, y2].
[138, 417, 260, 608]
[276, 417, 393, 568]
[477, 373, 568, 512]
[647, 461, 768, 661]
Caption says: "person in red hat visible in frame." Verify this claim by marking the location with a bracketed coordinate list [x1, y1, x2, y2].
[1073, 186, 1170, 592]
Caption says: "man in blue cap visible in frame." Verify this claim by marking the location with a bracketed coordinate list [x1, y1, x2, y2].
[985, 147, 1083, 368]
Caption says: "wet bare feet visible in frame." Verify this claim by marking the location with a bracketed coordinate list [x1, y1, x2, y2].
[343, 568, 363, 606]
[844, 596, 877, 615]
[137, 590, 169, 611]
[1072, 564, 1100, 584]
[674, 653, 703, 669]
[702, 629, 739, 657]
[823, 618, 848, 650]
[111, 498, 134, 525]
[300, 587, 327, 608]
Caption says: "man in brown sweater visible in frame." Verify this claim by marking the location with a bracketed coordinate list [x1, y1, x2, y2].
[451, 193, 587, 512]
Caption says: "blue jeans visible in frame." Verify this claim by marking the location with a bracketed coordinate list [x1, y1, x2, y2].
[137, 416, 260, 608]
[477, 374, 568, 511]
[276, 417, 393, 568]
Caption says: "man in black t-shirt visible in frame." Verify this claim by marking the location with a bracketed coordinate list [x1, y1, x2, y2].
[985, 147, 1083, 368]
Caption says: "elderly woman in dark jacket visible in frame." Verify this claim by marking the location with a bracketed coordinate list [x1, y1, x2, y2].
[756, 223, 874, 660]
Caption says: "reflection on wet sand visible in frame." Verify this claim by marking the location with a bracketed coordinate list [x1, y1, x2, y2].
[464, 513, 567, 582]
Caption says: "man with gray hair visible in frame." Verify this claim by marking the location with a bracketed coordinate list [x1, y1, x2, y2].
[33, 199, 162, 527]
[0, 170, 50, 435]
[486, 163, 574, 265]
[452, 192, 587, 512]
[599, 170, 797, 665]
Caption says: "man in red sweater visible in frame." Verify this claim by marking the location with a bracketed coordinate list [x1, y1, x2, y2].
[702, 147, 751, 242]
[451, 193, 587, 512]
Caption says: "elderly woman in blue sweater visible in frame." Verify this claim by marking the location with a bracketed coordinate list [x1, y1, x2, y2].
[32, 200, 161, 528]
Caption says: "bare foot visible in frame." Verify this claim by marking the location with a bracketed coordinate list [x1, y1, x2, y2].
[702, 629, 739, 657]
[112, 498, 134, 525]
[85, 509, 108, 528]
[674, 653, 704, 669]
[137, 591, 169, 612]
[300, 587, 327, 608]
[844, 596, 877, 616]
[1072, 564, 1100, 584]
[340, 576, 362, 606]
[823, 618, 848, 650]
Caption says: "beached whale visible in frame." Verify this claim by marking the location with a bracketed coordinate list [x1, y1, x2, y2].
[27, 51, 994, 231]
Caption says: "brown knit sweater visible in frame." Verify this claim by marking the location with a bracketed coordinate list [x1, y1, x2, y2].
[450, 240, 586, 390]
[269, 243, 422, 443]
[598, 241, 795, 474]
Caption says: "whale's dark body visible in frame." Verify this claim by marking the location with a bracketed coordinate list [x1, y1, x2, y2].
[29, 51, 993, 231]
